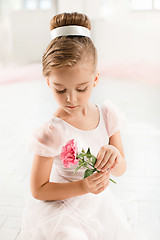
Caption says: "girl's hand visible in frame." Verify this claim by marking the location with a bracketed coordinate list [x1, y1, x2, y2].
[95, 145, 121, 172]
[82, 171, 110, 194]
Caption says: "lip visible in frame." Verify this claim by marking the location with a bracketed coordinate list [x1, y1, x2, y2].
[67, 105, 77, 109]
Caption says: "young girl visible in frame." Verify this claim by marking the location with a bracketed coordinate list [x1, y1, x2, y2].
[21, 12, 135, 240]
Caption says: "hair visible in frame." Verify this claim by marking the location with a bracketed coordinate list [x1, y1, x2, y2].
[42, 12, 98, 77]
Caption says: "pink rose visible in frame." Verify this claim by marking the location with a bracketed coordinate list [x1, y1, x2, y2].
[60, 139, 116, 183]
[60, 139, 79, 168]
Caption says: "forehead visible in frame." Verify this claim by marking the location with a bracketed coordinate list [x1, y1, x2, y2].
[53, 81, 90, 86]
[49, 63, 94, 86]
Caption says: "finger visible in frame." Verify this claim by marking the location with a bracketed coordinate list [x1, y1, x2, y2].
[95, 170, 110, 181]
[96, 179, 110, 192]
[96, 145, 107, 159]
[102, 153, 117, 171]
[96, 150, 112, 170]
[93, 172, 109, 184]
[94, 151, 106, 169]
[92, 171, 107, 181]
[95, 146, 111, 169]
[95, 175, 107, 185]
[94, 172, 110, 185]
[95, 145, 108, 164]
[110, 157, 120, 171]
[91, 171, 105, 178]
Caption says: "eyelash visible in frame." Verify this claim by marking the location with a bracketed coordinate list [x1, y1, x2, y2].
[55, 87, 88, 94]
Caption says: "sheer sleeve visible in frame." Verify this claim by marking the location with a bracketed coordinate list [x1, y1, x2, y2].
[27, 121, 62, 157]
[101, 99, 128, 138]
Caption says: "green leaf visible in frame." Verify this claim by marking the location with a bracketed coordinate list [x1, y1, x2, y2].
[92, 156, 97, 166]
[73, 165, 82, 174]
[83, 162, 88, 167]
[79, 159, 83, 164]
[77, 153, 84, 158]
[82, 149, 85, 153]
[83, 169, 95, 179]
[86, 153, 92, 159]
[86, 147, 91, 155]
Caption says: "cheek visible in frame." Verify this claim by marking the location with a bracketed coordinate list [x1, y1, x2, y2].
[77, 88, 92, 102]
[52, 91, 65, 103]
[84, 87, 92, 98]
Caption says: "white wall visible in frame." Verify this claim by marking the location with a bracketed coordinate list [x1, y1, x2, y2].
[0, 0, 160, 79]
[93, 11, 160, 65]
[8, 10, 55, 64]
[92, 0, 160, 83]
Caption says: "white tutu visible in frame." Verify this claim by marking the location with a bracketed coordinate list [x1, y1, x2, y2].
[21, 100, 135, 239]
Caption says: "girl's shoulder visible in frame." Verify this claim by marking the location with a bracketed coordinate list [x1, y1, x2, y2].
[100, 99, 128, 138]
[100, 99, 126, 117]
[28, 118, 63, 158]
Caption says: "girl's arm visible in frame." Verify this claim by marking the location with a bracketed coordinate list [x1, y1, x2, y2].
[30, 154, 87, 201]
[108, 131, 127, 177]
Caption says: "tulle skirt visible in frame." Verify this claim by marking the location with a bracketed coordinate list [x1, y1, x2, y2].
[21, 187, 135, 240]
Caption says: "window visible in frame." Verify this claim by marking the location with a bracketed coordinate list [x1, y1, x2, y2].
[12, 0, 53, 10]
[131, 0, 160, 11]
[99, 0, 114, 19]
[39, 0, 52, 9]
[154, 0, 160, 9]
[24, 0, 37, 10]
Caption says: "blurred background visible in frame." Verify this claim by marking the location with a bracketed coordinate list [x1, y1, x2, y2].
[0, 0, 160, 239]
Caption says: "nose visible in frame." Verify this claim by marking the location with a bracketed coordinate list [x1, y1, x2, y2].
[66, 90, 77, 104]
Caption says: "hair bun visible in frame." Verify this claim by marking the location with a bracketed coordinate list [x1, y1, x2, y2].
[42, 12, 97, 77]
[50, 12, 91, 31]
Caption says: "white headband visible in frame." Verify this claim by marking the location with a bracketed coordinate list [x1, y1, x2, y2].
[50, 25, 91, 40]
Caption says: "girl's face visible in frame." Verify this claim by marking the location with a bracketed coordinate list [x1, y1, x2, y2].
[46, 61, 99, 115]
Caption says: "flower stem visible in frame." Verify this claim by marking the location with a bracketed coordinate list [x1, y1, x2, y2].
[85, 161, 95, 169]
[79, 156, 116, 184]
[109, 178, 116, 184]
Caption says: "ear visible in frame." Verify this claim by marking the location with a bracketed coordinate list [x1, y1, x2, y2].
[46, 77, 50, 87]
[93, 71, 99, 87]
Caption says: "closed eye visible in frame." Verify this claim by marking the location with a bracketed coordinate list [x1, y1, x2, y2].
[55, 89, 66, 94]
[55, 87, 88, 94]
[77, 87, 88, 92]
